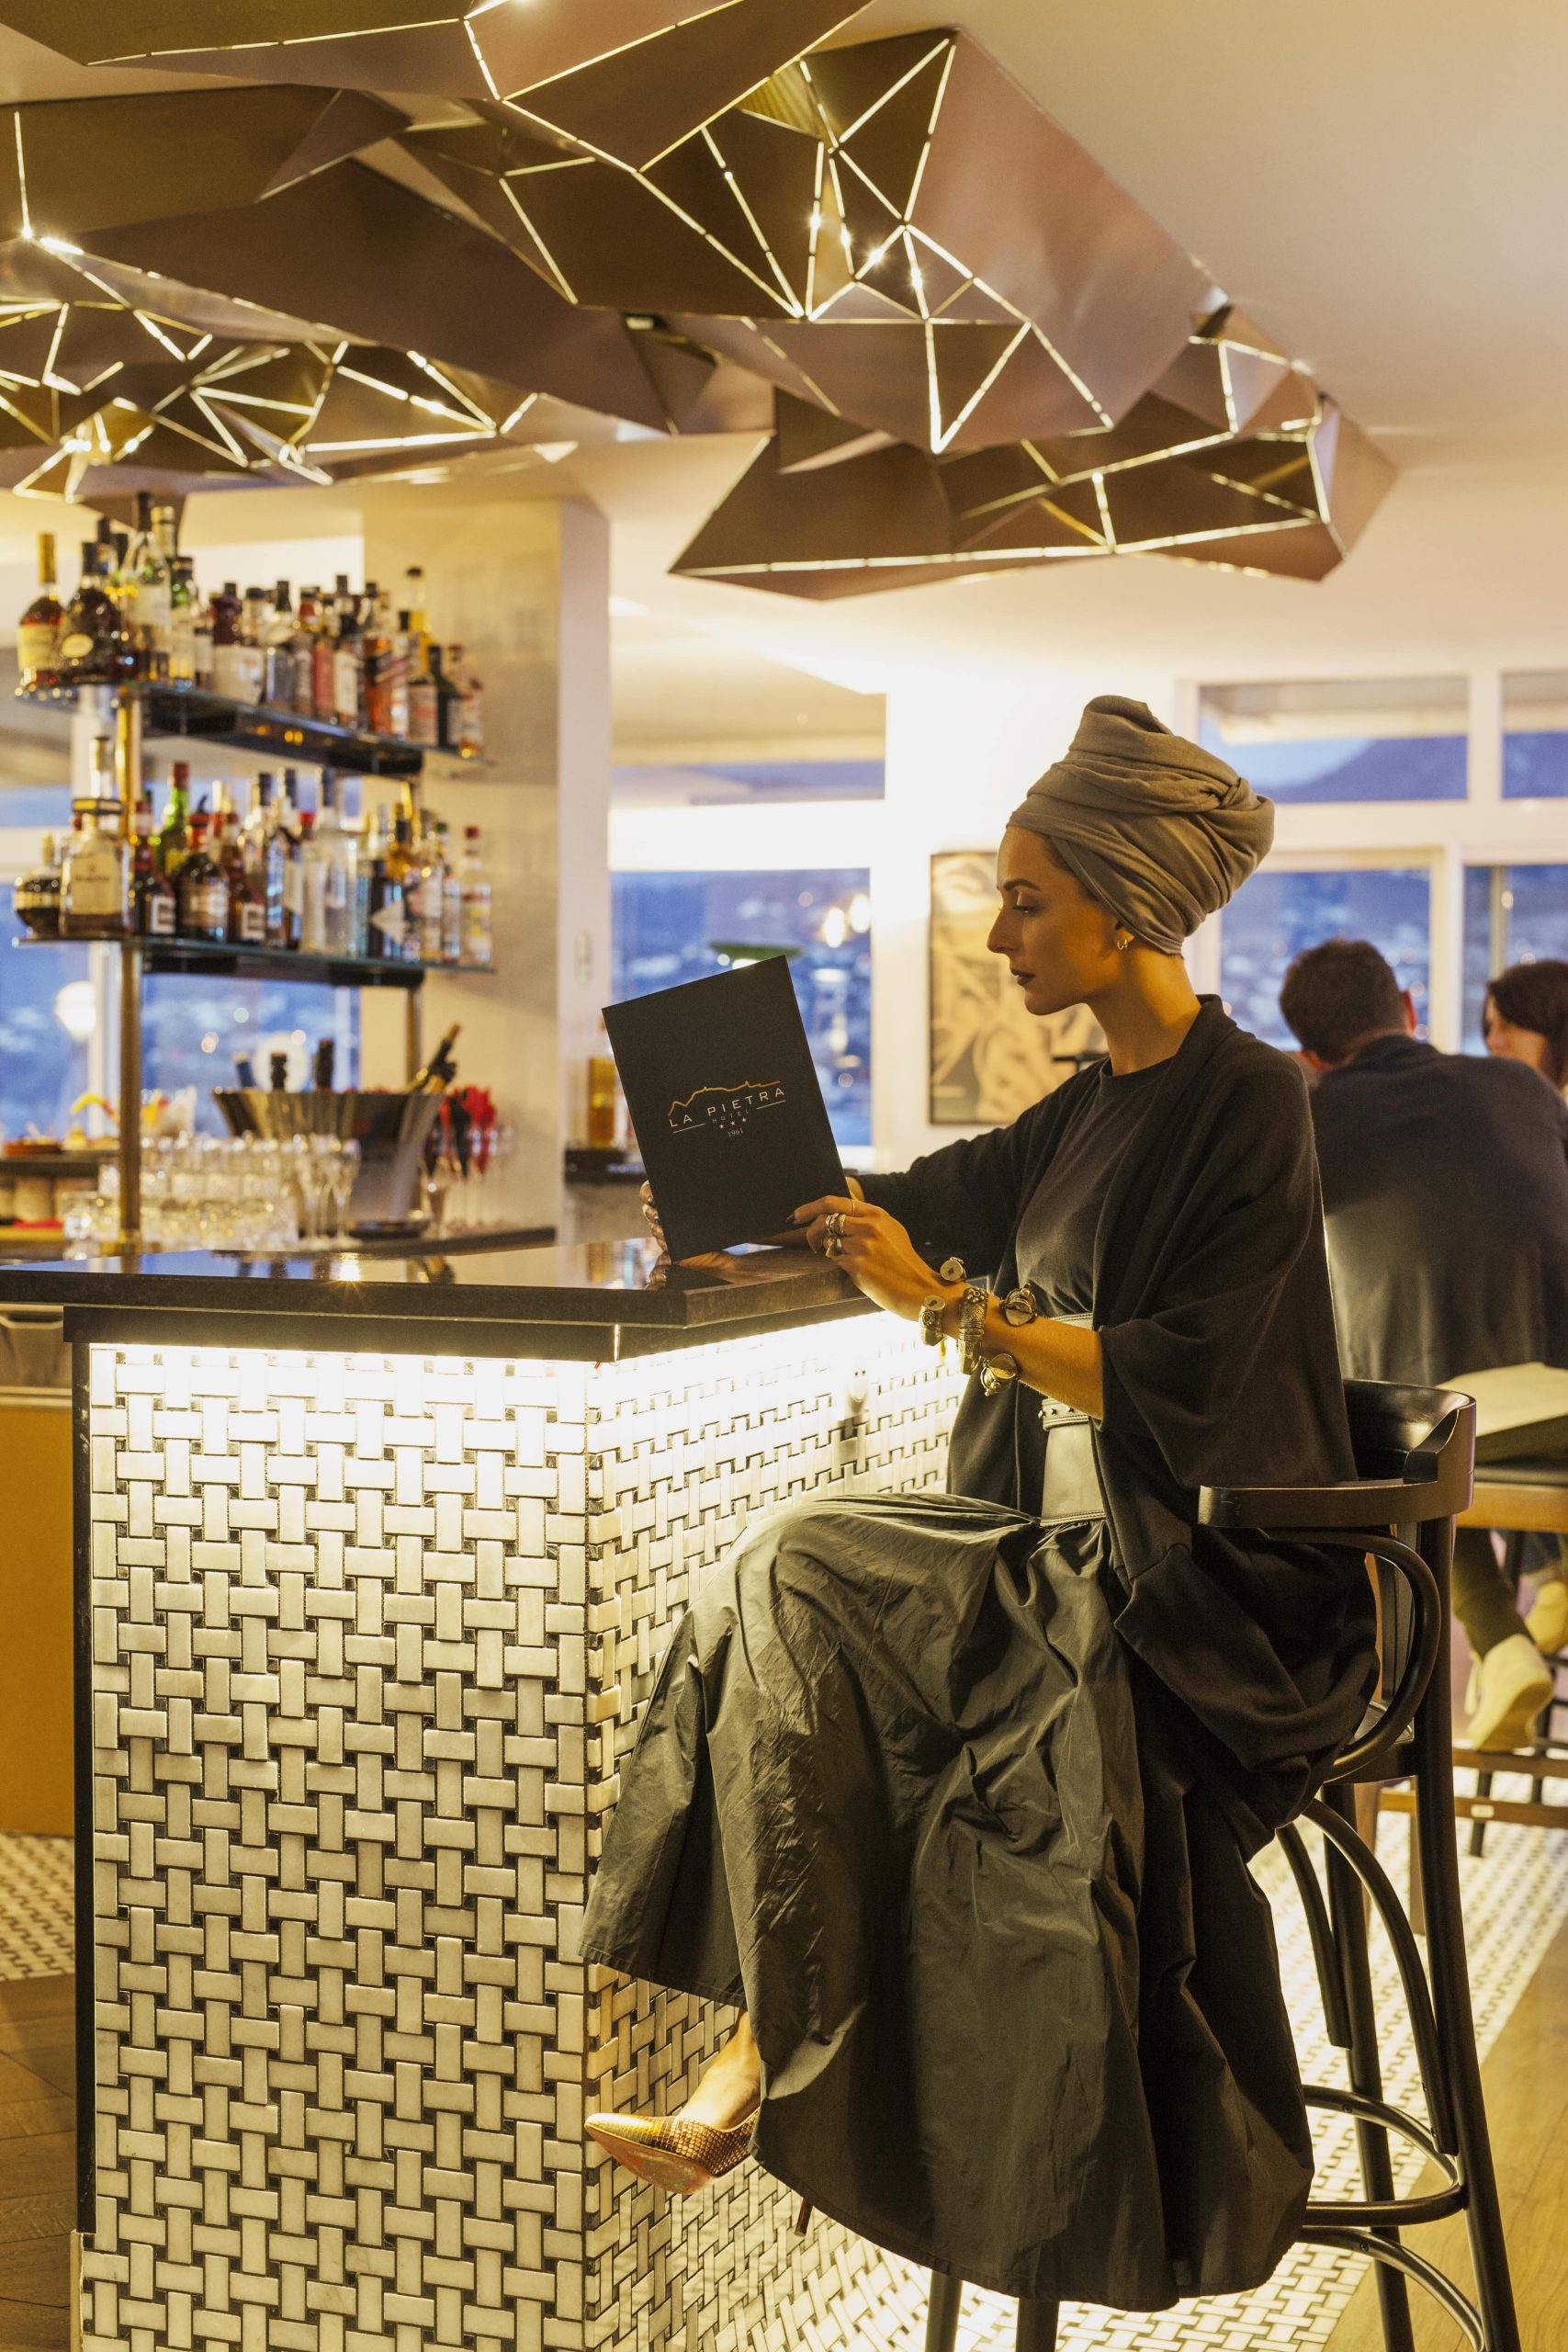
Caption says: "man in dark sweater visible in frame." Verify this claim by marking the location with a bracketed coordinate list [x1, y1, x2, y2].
[1280, 938, 1568, 1747]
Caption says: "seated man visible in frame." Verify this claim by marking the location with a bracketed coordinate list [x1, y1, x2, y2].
[1280, 937, 1568, 1747]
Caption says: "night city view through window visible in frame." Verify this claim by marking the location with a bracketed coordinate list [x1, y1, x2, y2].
[1220, 868, 1432, 1049]
[612, 869, 872, 1148]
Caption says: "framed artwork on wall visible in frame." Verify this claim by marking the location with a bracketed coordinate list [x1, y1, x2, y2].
[929, 852, 1104, 1125]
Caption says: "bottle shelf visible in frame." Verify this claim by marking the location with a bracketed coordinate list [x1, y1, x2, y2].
[13, 933, 495, 990]
[18, 680, 430, 779]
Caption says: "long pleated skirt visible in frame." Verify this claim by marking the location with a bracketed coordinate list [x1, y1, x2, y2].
[579, 1489, 1312, 2310]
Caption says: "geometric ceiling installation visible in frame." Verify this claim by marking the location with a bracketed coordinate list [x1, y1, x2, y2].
[0, 4, 1396, 596]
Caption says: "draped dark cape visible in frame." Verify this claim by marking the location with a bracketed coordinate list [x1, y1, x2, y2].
[582, 999, 1376, 2308]
[862, 995, 1374, 1852]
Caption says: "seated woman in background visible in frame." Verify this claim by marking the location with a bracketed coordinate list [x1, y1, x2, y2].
[580, 699, 1378, 2316]
[1485, 957, 1568, 1095]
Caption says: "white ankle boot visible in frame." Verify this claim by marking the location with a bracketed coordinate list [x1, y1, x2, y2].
[1465, 1633, 1554, 1750]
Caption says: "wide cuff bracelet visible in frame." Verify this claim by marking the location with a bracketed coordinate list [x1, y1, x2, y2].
[958, 1283, 989, 1376]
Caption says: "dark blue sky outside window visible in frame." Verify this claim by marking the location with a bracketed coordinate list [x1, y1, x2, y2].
[612, 869, 871, 1148]
[1220, 868, 1431, 1049]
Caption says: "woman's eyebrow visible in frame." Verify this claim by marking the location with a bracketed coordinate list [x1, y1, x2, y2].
[997, 875, 1038, 894]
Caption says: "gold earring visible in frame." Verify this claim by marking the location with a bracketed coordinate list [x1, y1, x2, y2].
[1115, 933, 1134, 954]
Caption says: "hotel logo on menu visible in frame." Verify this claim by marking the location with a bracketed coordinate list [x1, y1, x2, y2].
[668, 1079, 786, 1137]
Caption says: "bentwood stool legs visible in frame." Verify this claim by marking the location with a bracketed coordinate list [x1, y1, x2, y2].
[919, 1384, 1519, 2352]
[1203, 1382, 1520, 2352]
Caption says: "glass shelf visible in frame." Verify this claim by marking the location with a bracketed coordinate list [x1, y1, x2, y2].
[17, 679, 427, 779]
[14, 934, 494, 990]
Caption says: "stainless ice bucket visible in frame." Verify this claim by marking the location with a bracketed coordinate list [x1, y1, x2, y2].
[213, 1089, 442, 1229]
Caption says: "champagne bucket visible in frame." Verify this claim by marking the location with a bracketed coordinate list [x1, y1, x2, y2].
[213, 1089, 442, 1228]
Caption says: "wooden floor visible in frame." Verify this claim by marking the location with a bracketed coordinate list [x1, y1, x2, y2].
[1324, 1904, 1568, 2351]
[0, 1928, 1564, 2352]
[0, 1974, 73, 2352]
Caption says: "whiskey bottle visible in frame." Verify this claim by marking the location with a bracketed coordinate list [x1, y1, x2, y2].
[175, 807, 229, 944]
[131, 796, 176, 939]
[363, 586, 395, 736]
[209, 583, 245, 701]
[263, 582, 297, 708]
[167, 557, 197, 684]
[155, 760, 192, 884]
[13, 832, 62, 938]
[61, 755, 130, 939]
[333, 591, 365, 727]
[17, 533, 63, 691]
[59, 540, 135, 685]
[128, 490, 172, 681]
[219, 806, 265, 946]
[448, 645, 485, 759]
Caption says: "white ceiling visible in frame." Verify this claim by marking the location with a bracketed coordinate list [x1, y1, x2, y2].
[1, 4, 1562, 711]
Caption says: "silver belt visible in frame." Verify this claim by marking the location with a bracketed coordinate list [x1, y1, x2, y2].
[1038, 1407, 1106, 1523]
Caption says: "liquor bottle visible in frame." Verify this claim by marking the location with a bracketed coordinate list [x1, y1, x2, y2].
[108, 533, 134, 624]
[315, 772, 360, 955]
[191, 567, 213, 688]
[402, 567, 429, 673]
[406, 631, 438, 745]
[152, 503, 179, 565]
[269, 1050, 288, 1091]
[61, 750, 130, 938]
[430, 641, 461, 752]
[240, 587, 269, 702]
[296, 808, 329, 953]
[333, 592, 364, 728]
[386, 808, 421, 962]
[363, 586, 394, 736]
[155, 760, 192, 884]
[17, 532, 63, 691]
[241, 774, 288, 946]
[459, 824, 492, 966]
[128, 490, 172, 680]
[385, 613, 412, 740]
[448, 644, 485, 758]
[263, 582, 296, 707]
[131, 795, 176, 939]
[365, 813, 406, 962]
[59, 540, 135, 685]
[311, 1037, 335, 1091]
[209, 582, 246, 700]
[417, 817, 447, 964]
[175, 806, 229, 943]
[219, 805, 266, 946]
[438, 821, 462, 964]
[289, 589, 320, 716]
[411, 1023, 461, 1093]
[311, 585, 340, 721]
[168, 557, 197, 684]
[13, 832, 62, 938]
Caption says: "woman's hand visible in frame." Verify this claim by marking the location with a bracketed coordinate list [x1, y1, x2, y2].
[793, 1193, 945, 1321]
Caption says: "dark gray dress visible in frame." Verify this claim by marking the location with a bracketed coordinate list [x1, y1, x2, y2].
[581, 1003, 1375, 2310]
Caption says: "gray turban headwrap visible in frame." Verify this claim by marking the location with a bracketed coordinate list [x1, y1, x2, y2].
[1007, 695, 1273, 953]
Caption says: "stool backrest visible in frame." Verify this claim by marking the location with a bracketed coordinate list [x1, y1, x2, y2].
[1199, 1380, 1477, 1783]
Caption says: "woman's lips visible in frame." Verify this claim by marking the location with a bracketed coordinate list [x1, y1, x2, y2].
[1011, 969, 1034, 985]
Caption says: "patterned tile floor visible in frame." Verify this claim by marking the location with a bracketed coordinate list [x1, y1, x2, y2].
[1, 1790, 1562, 2352]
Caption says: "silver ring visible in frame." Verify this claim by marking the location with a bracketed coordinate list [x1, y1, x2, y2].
[825, 1209, 847, 1240]
[824, 1234, 843, 1258]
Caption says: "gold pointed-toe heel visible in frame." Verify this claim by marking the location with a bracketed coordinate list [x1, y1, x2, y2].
[585, 2109, 757, 2196]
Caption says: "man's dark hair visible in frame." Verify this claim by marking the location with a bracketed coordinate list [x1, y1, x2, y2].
[1487, 960, 1568, 1089]
[1279, 938, 1407, 1062]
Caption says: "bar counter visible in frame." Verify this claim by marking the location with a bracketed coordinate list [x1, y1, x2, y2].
[3, 1242, 965, 2352]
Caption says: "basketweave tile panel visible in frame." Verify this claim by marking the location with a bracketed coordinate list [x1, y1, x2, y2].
[79, 1322, 965, 2352]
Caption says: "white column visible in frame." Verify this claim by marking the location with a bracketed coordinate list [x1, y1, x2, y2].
[359, 493, 612, 1229]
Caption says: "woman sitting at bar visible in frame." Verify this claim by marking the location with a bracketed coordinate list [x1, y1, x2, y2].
[581, 697, 1378, 2314]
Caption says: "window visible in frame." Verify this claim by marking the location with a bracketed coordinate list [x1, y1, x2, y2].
[1201, 677, 1468, 802]
[142, 973, 360, 1131]
[1503, 673, 1568, 800]
[612, 869, 872, 1148]
[0, 910, 94, 1140]
[1220, 867, 1431, 1049]
[1462, 864, 1568, 1047]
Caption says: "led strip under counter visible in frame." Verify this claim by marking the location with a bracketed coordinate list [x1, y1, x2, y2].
[75, 1317, 965, 2352]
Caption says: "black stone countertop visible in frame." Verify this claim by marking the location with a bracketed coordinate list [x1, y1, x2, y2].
[0, 1239, 874, 1360]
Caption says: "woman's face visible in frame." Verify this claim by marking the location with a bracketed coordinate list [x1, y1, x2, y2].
[1483, 997, 1552, 1077]
[987, 828, 1122, 1017]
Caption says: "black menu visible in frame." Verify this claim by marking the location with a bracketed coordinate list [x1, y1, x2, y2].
[604, 956, 845, 1259]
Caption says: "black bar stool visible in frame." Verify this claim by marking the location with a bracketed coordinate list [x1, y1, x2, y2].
[921, 1380, 1521, 2352]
